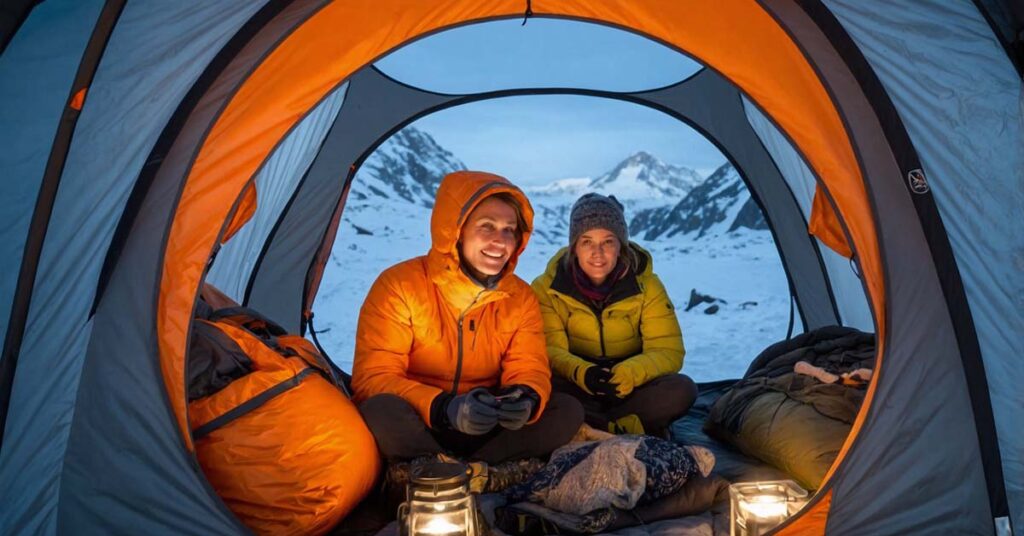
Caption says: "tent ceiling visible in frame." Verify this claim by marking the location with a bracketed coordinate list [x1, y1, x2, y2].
[373, 17, 703, 94]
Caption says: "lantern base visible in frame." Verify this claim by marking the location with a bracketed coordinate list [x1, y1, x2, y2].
[729, 480, 808, 536]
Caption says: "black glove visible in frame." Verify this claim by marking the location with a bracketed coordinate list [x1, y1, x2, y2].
[445, 387, 499, 435]
[493, 385, 539, 430]
[583, 366, 617, 402]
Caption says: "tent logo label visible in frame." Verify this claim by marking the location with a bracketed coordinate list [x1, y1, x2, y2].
[908, 169, 930, 194]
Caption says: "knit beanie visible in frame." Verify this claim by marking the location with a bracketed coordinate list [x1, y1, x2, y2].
[568, 193, 628, 249]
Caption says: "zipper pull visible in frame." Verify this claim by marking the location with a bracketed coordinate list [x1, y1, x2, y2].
[469, 319, 475, 331]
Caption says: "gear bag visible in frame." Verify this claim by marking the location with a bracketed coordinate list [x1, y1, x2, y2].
[187, 305, 379, 536]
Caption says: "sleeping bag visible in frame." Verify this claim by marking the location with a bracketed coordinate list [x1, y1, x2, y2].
[187, 306, 379, 536]
[704, 326, 874, 490]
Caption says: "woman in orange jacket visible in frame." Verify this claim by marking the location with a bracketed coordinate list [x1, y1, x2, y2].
[353, 171, 583, 464]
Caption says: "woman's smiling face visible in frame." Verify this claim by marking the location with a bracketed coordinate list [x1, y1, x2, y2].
[459, 196, 519, 279]
[574, 228, 621, 285]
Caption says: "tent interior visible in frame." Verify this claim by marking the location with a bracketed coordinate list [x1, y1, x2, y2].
[1, 2, 1020, 535]
[183, 12, 1004, 535]
[194, 16, 875, 530]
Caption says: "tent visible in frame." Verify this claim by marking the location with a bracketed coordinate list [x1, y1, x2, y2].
[1, 1, 1021, 533]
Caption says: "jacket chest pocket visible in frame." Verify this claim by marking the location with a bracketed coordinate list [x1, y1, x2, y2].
[470, 312, 514, 356]
[604, 307, 641, 341]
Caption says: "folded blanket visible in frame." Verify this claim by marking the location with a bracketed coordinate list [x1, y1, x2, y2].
[492, 475, 728, 535]
[504, 435, 714, 515]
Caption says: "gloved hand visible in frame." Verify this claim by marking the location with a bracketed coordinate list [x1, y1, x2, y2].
[579, 365, 618, 403]
[609, 361, 641, 398]
[493, 385, 538, 430]
[445, 387, 499, 435]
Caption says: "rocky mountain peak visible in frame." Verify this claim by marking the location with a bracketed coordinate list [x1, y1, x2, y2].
[629, 162, 767, 240]
[589, 151, 704, 200]
[349, 126, 466, 207]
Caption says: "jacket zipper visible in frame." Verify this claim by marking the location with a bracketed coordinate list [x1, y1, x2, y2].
[597, 311, 607, 359]
[452, 290, 485, 394]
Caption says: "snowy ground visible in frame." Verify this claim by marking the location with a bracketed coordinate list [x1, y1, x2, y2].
[313, 201, 792, 383]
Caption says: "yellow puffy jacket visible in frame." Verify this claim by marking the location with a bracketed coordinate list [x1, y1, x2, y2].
[352, 171, 551, 427]
[531, 243, 685, 393]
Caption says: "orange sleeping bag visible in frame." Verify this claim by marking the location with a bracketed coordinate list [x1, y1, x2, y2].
[187, 307, 379, 535]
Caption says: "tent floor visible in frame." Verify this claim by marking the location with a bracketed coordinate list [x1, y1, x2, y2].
[331, 380, 787, 535]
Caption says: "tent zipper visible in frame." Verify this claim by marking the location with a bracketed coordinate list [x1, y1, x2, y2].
[452, 290, 485, 394]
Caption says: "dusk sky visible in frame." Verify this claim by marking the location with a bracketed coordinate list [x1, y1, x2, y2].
[374, 18, 729, 184]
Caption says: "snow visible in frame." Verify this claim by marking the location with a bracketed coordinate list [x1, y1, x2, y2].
[309, 129, 796, 384]
[526, 177, 591, 197]
[314, 202, 791, 384]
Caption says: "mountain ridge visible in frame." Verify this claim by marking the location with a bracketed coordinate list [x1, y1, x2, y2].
[350, 126, 766, 244]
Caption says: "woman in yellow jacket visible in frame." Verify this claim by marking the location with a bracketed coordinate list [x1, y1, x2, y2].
[532, 193, 697, 437]
[353, 171, 583, 464]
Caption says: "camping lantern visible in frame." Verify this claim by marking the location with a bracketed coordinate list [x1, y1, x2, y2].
[729, 480, 809, 536]
[399, 462, 477, 536]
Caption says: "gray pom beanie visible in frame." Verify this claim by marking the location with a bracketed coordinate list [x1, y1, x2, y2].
[569, 193, 628, 250]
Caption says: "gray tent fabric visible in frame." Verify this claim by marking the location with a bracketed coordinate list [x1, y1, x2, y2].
[741, 97, 874, 331]
[762, 2, 994, 533]
[246, 67, 453, 330]
[975, 0, 1022, 49]
[0, 0, 103, 344]
[0, 1, 1020, 534]
[824, 0, 1024, 529]
[0, 2, 265, 533]
[638, 70, 838, 330]
[207, 82, 349, 304]
[246, 66, 839, 333]
[56, 2, 331, 533]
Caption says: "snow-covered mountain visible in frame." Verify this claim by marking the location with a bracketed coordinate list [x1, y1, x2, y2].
[525, 177, 591, 197]
[589, 151, 704, 200]
[348, 127, 466, 207]
[629, 162, 767, 240]
[524, 151, 707, 245]
[318, 127, 789, 382]
[527, 151, 703, 201]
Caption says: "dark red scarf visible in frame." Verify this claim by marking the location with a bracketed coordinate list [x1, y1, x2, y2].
[571, 258, 628, 306]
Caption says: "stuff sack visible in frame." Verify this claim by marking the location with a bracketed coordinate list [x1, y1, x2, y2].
[187, 309, 379, 536]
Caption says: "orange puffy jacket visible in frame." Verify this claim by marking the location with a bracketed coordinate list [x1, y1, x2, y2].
[352, 171, 551, 427]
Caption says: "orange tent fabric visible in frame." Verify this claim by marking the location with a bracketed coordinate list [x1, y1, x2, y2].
[221, 181, 256, 244]
[809, 186, 853, 258]
[157, 2, 888, 532]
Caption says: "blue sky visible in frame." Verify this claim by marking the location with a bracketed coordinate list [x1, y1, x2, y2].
[375, 18, 728, 185]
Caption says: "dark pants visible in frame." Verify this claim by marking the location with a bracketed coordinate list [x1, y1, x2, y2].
[552, 373, 698, 435]
[358, 392, 584, 464]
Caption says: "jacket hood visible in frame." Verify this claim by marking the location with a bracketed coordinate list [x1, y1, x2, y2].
[430, 170, 534, 280]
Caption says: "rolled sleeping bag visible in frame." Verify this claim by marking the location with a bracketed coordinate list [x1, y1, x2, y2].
[188, 317, 379, 535]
